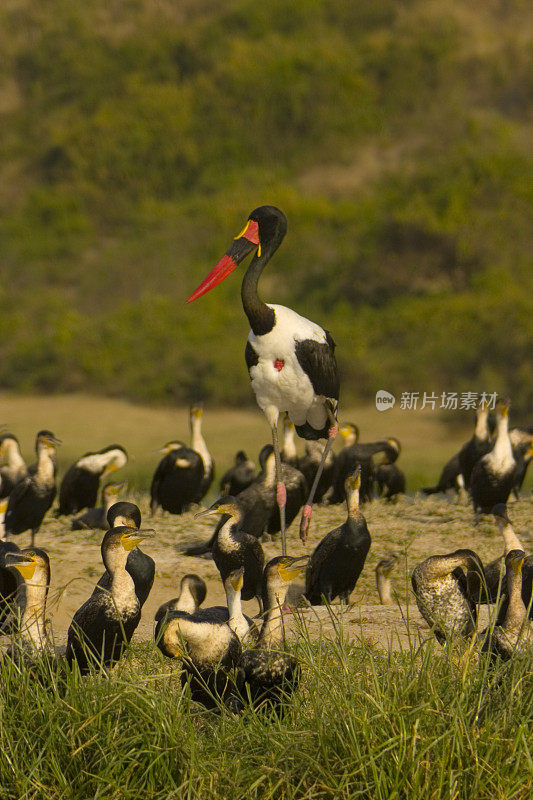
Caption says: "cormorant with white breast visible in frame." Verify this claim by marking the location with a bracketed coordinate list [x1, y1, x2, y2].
[470, 400, 515, 513]
[458, 402, 492, 489]
[0, 433, 28, 498]
[3, 547, 52, 655]
[305, 468, 371, 605]
[5, 431, 61, 545]
[155, 574, 207, 622]
[189, 405, 214, 501]
[482, 550, 533, 660]
[150, 441, 204, 514]
[97, 501, 155, 609]
[375, 554, 398, 605]
[196, 498, 265, 614]
[187, 206, 340, 551]
[66, 526, 154, 673]
[57, 445, 127, 516]
[219, 451, 256, 497]
[235, 555, 307, 714]
[70, 481, 125, 530]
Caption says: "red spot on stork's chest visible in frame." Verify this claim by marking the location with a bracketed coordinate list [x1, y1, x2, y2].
[274, 359, 285, 372]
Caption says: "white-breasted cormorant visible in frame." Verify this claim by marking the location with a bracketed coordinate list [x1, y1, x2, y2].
[0, 433, 28, 498]
[187, 206, 340, 552]
[470, 400, 516, 513]
[197, 498, 265, 614]
[70, 481, 125, 530]
[150, 441, 204, 514]
[97, 501, 155, 609]
[4, 547, 51, 654]
[458, 403, 492, 489]
[155, 574, 207, 622]
[236, 555, 307, 714]
[375, 554, 398, 605]
[219, 451, 256, 497]
[304, 468, 371, 605]
[5, 431, 60, 545]
[189, 405, 214, 502]
[411, 549, 484, 644]
[0, 539, 21, 631]
[66, 526, 154, 673]
[329, 425, 398, 504]
[422, 452, 464, 497]
[57, 445, 127, 516]
[482, 550, 533, 660]
[374, 440, 406, 500]
[509, 428, 533, 497]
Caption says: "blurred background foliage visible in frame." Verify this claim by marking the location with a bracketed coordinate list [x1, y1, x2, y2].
[0, 0, 531, 414]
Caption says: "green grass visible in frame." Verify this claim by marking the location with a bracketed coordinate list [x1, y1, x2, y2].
[1, 630, 532, 799]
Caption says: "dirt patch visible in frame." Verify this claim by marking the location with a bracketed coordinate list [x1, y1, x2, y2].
[2, 494, 531, 653]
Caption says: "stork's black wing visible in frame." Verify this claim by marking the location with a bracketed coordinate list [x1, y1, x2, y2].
[294, 332, 339, 400]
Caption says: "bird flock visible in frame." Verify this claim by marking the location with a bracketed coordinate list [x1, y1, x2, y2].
[1, 206, 532, 715]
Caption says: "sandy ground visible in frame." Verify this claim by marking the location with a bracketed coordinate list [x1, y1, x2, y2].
[2, 492, 531, 654]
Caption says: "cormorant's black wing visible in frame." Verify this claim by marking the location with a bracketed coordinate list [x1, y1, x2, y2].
[294, 332, 339, 400]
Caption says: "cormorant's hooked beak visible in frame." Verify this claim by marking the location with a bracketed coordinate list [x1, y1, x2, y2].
[120, 528, 155, 551]
[6, 552, 38, 581]
[186, 220, 260, 303]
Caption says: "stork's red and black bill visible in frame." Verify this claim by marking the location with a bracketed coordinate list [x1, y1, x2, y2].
[186, 219, 260, 303]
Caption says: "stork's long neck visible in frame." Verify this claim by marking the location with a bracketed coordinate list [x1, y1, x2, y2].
[190, 416, 212, 473]
[241, 251, 276, 336]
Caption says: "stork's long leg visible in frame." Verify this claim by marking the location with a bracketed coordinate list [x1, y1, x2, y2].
[299, 409, 338, 543]
[271, 423, 287, 556]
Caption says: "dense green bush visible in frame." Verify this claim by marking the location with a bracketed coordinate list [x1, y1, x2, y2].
[0, 0, 531, 410]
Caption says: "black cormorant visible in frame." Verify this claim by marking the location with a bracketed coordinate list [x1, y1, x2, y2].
[66, 526, 154, 673]
[5, 431, 60, 545]
[305, 468, 371, 605]
[219, 451, 256, 497]
[297, 440, 336, 503]
[470, 400, 516, 513]
[57, 445, 127, 516]
[70, 481, 125, 530]
[411, 549, 484, 644]
[509, 429, 533, 497]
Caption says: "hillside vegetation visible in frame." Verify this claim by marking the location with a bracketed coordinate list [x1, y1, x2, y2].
[0, 0, 531, 411]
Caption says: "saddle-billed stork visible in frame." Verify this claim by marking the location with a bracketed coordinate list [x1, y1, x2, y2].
[187, 206, 340, 553]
